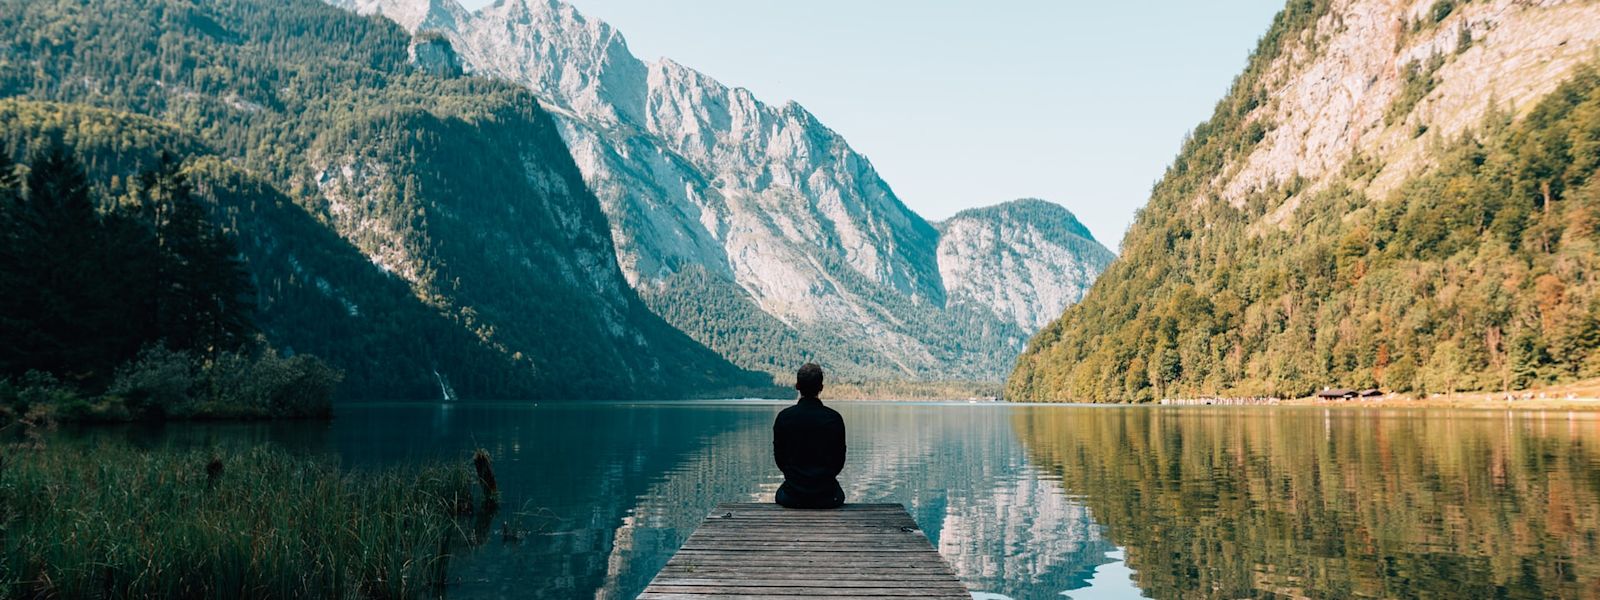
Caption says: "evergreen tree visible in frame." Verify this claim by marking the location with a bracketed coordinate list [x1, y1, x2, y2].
[0, 151, 25, 374]
[139, 154, 254, 355]
[0, 152, 17, 203]
[3, 145, 110, 381]
[0, 0, 770, 400]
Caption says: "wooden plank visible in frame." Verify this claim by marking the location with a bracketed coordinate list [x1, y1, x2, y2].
[656, 571, 960, 580]
[642, 503, 967, 599]
[664, 559, 953, 570]
[642, 585, 962, 595]
[664, 558, 953, 569]
[642, 598, 969, 600]
[662, 567, 953, 575]
[684, 534, 934, 544]
[652, 579, 967, 588]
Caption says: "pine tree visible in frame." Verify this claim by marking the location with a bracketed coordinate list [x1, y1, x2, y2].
[0, 152, 18, 202]
[3, 145, 110, 381]
[143, 154, 256, 356]
[0, 151, 26, 375]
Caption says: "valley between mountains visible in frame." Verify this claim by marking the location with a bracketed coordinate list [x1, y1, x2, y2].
[2, 0, 1112, 399]
[26, 0, 1599, 404]
[332, 0, 1116, 387]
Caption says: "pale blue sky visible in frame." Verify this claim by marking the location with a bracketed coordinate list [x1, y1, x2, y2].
[460, 0, 1284, 250]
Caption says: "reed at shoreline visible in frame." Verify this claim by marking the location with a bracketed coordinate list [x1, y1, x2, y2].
[0, 443, 475, 599]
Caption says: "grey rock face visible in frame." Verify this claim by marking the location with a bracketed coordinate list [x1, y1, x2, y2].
[329, 0, 1114, 381]
[1200, 0, 1600, 224]
[938, 200, 1116, 333]
[407, 32, 463, 77]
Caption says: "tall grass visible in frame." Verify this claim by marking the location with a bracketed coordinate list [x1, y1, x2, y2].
[0, 443, 475, 599]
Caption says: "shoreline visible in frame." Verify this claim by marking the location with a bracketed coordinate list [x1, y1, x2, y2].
[1283, 379, 1600, 410]
[1279, 395, 1600, 411]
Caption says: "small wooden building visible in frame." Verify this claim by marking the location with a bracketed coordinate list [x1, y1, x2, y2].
[1317, 388, 1357, 400]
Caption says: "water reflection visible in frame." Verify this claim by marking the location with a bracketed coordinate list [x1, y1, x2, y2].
[68, 402, 1120, 599]
[1013, 407, 1600, 599]
[76, 403, 1596, 598]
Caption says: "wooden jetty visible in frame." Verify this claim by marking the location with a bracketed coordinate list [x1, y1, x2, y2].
[640, 503, 970, 599]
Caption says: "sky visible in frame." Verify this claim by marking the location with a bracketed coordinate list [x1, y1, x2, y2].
[460, 0, 1285, 250]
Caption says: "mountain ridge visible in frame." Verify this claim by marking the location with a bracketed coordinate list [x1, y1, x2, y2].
[331, 0, 1114, 383]
[1009, 0, 1600, 402]
[1, 0, 771, 399]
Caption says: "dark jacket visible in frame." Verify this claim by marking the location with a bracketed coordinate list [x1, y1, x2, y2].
[772, 396, 846, 508]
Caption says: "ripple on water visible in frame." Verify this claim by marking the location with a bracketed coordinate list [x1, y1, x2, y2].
[63, 402, 1600, 599]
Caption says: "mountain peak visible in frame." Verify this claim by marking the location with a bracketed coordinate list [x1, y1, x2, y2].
[326, 0, 1112, 382]
[1007, 0, 1600, 402]
[947, 198, 1098, 244]
[332, 0, 465, 32]
[937, 198, 1115, 332]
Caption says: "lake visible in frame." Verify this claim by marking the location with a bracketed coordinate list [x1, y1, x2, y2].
[77, 401, 1600, 599]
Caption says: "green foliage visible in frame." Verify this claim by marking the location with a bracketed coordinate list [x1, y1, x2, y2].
[199, 350, 341, 419]
[1431, 0, 1456, 23]
[948, 198, 1101, 242]
[1009, 43, 1600, 399]
[1386, 55, 1445, 127]
[100, 345, 341, 421]
[136, 155, 257, 357]
[0, 0, 767, 399]
[640, 266, 841, 379]
[639, 259, 1028, 385]
[0, 137, 344, 421]
[0, 371, 95, 422]
[1, 345, 340, 423]
[106, 345, 198, 419]
[636, 197, 1113, 385]
[1016, 408, 1600, 598]
[633, 208, 1105, 388]
[0, 143, 252, 387]
[0, 443, 474, 599]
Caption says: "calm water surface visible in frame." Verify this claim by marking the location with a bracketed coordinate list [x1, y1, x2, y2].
[90, 402, 1600, 599]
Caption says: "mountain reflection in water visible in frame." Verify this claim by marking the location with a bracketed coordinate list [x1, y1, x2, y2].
[84, 402, 1118, 599]
[72, 403, 1600, 599]
[1015, 406, 1600, 599]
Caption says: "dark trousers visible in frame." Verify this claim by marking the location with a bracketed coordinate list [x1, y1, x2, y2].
[775, 483, 845, 509]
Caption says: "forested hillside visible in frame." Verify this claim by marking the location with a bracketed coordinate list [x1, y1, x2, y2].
[0, 103, 348, 421]
[1009, 0, 1600, 401]
[0, 0, 768, 399]
[1014, 409, 1600, 597]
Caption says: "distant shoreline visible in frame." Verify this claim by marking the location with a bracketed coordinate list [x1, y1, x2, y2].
[1002, 378, 1600, 410]
[1279, 395, 1600, 411]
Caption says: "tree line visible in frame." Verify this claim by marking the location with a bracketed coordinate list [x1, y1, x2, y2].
[1009, 0, 1600, 402]
[0, 0, 772, 400]
[0, 144, 337, 421]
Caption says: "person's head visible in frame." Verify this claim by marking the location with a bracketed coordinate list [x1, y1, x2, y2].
[796, 363, 825, 398]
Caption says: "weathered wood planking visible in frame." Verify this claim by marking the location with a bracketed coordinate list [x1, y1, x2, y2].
[640, 503, 969, 600]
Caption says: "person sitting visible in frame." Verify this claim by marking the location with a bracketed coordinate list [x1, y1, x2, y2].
[772, 363, 846, 509]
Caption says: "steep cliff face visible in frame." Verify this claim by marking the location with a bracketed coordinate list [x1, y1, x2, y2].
[1, 0, 768, 399]
[1211, 0, 1600, 216]
[938, 200, 1116, 332]
[407, 32, 463, 77]
[330, 0, 1114, 382]
[1010, 0, 1600, 401]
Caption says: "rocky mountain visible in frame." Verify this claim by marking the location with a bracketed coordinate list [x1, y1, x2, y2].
[0, 0, 770, 399]
[938, 200, 1116, 332]
[329, 0, 1113, 383]
[1010, 0, 1600, 401]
